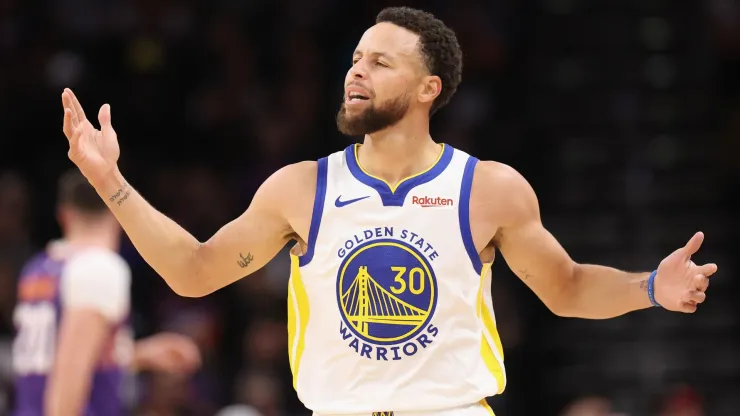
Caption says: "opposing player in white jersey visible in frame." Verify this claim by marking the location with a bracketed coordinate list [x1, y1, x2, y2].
[58, 6, 717, 416]
[12, 170, 201, 416]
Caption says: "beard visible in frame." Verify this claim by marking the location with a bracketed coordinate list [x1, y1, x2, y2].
[336, 93, 411, 136]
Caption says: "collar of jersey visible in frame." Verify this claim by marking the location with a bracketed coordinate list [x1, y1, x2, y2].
[344, 143, 454, 207]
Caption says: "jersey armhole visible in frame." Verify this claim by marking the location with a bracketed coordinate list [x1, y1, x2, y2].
[298, 156, 329, 267]
[459, 155, 484, 275]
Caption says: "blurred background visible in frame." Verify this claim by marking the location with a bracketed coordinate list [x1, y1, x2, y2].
[0, 0, 739, 415]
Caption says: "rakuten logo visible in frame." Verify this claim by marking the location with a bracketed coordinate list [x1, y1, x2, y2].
[411, 196, 454, 207]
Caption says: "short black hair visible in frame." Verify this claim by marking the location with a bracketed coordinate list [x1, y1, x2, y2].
[57, 169, 107, 213]
[376, 7, 463, 115]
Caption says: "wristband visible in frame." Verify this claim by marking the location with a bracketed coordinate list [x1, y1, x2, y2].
[647, 270, 661, 308]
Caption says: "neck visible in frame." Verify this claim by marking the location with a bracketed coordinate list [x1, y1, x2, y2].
[359, 116, 440, 186]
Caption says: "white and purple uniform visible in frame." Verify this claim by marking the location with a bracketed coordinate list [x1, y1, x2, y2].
[12, 243, 133, 416]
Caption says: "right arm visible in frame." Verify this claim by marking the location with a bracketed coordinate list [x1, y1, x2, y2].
[61, 88, 311, 297]
[92, 163, 311, 297]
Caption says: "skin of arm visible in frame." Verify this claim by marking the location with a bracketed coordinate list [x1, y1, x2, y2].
[44, 309, 110, 416]
[90, 161, 316, 297]
[471, 161, 652, 319]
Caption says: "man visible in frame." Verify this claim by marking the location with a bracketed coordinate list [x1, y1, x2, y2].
[12, 170, 201, 416]
[59, 6, 717, 416]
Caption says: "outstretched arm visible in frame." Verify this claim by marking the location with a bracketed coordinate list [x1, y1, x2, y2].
[476, 162, 717, 319]
[61, 89, 313, 297]
[92, 163, 310, 297]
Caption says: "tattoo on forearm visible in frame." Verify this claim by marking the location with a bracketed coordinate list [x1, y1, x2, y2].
[237, 252, 254, 268]
[109, 182, 131, 206]
[639, 279, 648, 291]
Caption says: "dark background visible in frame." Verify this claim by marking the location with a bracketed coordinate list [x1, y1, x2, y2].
[0, 0, 739, 415]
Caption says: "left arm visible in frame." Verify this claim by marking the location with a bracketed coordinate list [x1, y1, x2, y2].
[496, 215, 652, 319]
[45, 249, 130, 416]
[475, 162, 716, 319]
[46, 309, 111, 416]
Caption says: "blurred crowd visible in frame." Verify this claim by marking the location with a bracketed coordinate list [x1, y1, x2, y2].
[0, 0, 739, 415]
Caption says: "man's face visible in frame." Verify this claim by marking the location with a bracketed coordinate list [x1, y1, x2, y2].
[336, 22, 426, 136]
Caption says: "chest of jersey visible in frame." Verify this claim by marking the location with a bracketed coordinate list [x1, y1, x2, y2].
[318, 153, 470, 350]
[288, 145, 504, 412]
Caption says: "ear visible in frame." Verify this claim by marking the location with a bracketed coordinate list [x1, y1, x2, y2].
[417, 75, 442, 104]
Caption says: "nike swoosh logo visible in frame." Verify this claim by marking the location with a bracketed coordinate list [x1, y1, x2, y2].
[335, 195, 370, 207]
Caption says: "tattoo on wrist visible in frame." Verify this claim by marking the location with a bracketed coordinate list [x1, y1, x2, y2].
[639, 279, 648, 291]
[109, 182, 131, 206]
[237, 252, 254, 269]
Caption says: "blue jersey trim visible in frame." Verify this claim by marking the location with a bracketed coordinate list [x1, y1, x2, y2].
[299, 157, 328, 267]
[459, 156, 483, 275]
[344, 143, 454, 207]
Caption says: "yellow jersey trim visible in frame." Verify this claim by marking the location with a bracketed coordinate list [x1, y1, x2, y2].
[353, 143, 446, 193]
[480, 399, 496, 416]
[477, 263, 506, 394]
[288, 254, 311, 390]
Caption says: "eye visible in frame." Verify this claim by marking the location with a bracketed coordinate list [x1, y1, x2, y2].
[375, 61, 388, 67]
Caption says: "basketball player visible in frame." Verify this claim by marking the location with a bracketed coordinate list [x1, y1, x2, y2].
[12, 170, 201, 416]
[58, 6, 717, 416]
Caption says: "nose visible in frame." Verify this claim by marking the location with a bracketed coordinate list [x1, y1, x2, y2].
[349, 60, 368, 80]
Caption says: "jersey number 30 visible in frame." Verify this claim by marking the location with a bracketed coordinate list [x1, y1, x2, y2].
[13, 303, 57, 375]
[389, 266, 426, 295]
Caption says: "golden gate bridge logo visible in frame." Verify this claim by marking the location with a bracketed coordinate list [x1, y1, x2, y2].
[342, 266, 427, 336]
[337, 239, 437, 345]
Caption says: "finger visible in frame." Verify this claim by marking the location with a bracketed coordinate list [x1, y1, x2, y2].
[70, 124, 83, 147]
[67, 124, 86, 158]
[698, 263, 718, 278]
[62, 92, 79, 128]
[174, 343, 200, 366]
[64, 88, 87, 122]
[166, 354, 195, 374]
[693, 274, 709, 292]
[63, 108, 74, 138]
[679, 302, 698, 313]
[98, 103, 114, 134]
[687, 290, 706, 304]
[683, 231, 704, 257]
[188, 349, 202, 368]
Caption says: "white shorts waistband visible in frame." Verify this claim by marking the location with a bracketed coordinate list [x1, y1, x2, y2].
[312, 401, 495, 416]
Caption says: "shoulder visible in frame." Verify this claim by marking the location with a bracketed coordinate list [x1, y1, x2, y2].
[253, 161, 318, 209]
[60, 248, 131, 321]
[62, 248, 131, 284]
[472, 161, 534, 198]
[270, 161, 318, 188]
[18, 251, 48, 277]
[471, 160, 540, 225]
[260, 147, 347, 196]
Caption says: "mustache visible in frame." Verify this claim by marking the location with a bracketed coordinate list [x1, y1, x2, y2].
[345, 82, 374, 96]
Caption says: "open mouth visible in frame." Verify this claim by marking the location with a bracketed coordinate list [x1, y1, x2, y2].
[347, 92, 369, 102]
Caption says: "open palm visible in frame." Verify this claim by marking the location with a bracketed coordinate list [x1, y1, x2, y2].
[61, 88, 120, 185]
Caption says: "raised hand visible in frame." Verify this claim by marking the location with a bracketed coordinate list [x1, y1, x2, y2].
[654, 232, 718, 313]
[61, 88, 120, 186]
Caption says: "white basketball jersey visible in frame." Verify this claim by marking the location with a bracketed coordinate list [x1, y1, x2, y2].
[287, 144, 505, 415]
